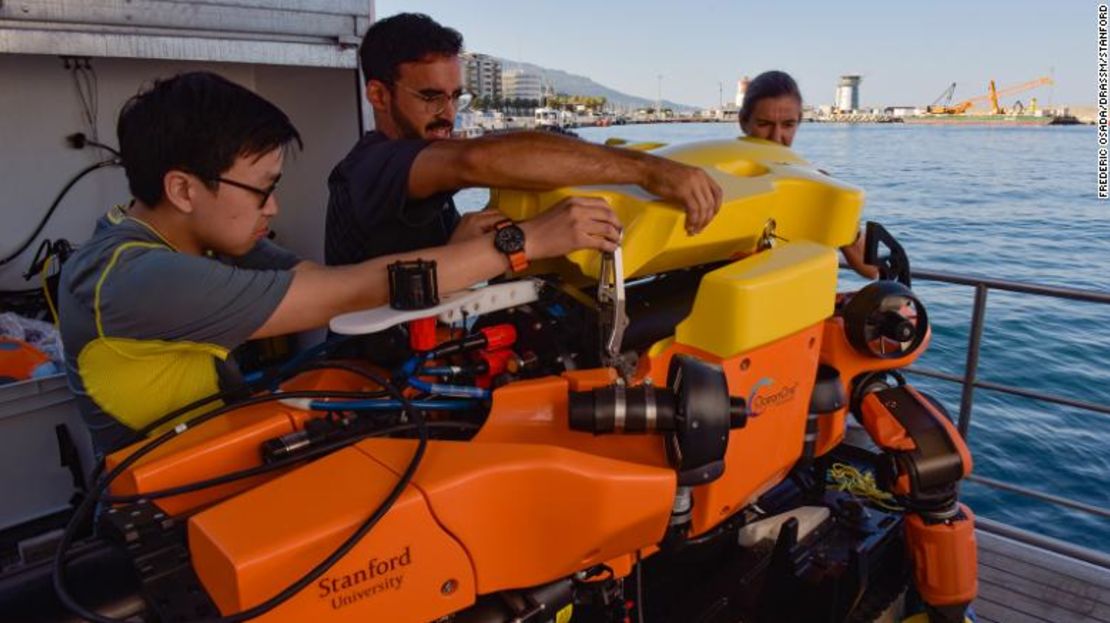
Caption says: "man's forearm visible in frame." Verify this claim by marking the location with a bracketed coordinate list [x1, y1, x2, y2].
[413, 131, 651, 197]
[253, 195, 621, 339]
[252, 235, 509, 339]
[462, 131, 652, 189]
[412, 130, 721, 234]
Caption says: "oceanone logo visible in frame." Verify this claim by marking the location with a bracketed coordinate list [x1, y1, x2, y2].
[746, 377, 799, 417]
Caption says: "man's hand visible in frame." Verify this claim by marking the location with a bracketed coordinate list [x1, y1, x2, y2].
[521, 196, 622, 258]
[449, 208, 505, 244]
[840, 228, 880, 279]
[642, 159, 723, 235]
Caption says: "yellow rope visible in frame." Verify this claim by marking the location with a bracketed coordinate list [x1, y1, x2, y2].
[41, 254, 59, 326]
[826, 462, 903, 511]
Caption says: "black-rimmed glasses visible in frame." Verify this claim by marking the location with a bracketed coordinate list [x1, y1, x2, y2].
[213, 174, 282, 209]
[394, 82, 474, 115]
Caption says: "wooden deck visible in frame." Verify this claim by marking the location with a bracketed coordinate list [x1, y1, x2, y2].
[975, 529, 1110, 623]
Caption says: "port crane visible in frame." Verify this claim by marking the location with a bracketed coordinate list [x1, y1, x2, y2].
[925, 76, 1054, 115]
[927, 82, 958, 113]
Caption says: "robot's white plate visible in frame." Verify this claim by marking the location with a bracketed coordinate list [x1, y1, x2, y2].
[329, 279, 542, 335]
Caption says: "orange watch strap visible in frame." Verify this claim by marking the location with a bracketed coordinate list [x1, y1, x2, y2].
[508, 250, 528, 273]
[494, 220, 529, 273]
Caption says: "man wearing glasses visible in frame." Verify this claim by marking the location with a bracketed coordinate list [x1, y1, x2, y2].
[326, 12, 724, 269]
[59, 72, 622, 454]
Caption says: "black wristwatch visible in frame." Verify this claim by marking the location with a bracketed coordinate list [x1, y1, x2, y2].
[493, 219, 528, 273]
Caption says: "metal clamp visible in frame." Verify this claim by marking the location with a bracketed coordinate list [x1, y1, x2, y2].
[598, 246, 631, 376]
[757, 218, 778, 251]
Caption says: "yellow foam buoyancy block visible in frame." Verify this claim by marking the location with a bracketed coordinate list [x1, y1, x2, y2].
[674, 240, 839, 357]
[490, 137, 863, 281]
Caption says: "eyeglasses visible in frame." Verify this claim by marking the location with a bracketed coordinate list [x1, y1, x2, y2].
[212, 174, 282, 209]
[393, 82, 473, 114]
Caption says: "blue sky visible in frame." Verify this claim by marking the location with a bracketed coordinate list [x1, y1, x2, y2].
[376, 0, 1089, 109]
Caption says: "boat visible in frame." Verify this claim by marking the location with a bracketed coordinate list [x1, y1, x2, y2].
[534, 106, 561, 129]
[452, 111, 485, 139]
[909, 77, 1072, 126]
[902, 113, 1056, 126]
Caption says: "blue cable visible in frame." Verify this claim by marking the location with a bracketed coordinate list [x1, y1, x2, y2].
[422, 366, 471, 376]
[308, 399, 477, 411]
[262, 336, 354, 390]
[400, 353, 430, 378]
[407, 377, 490, 400]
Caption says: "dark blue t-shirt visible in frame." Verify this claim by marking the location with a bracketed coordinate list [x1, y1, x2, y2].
[325, 131, 461, 265]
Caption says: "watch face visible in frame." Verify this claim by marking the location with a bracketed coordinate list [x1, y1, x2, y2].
[494, 224, 525, 254]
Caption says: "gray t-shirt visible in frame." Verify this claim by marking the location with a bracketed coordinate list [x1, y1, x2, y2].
[58, 218, 298, 454]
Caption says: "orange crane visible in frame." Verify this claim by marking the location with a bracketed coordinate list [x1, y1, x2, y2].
[925, 76, 1054, 115]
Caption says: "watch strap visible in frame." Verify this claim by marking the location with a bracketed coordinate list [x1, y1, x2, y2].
[494, 219, 529, 273]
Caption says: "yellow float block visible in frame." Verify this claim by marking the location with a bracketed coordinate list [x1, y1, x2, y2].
[490, 137, 863, 282]
[674, 240, 839, 357]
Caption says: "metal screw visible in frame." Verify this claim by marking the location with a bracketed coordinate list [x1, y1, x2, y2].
[441, 579, 457, 595]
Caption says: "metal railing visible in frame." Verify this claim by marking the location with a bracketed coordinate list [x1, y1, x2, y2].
[899, 268, 1110, 559]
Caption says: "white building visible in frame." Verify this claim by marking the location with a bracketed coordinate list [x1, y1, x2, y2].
[460, 52, 502, 101]
[885, 106, 920, 117]
[503, 69, 542, 102]
[735, 76, 750, 107]
[835, 75, 862, 112]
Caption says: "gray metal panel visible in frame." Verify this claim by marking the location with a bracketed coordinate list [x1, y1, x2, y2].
[172, 0, 371, 15]
[0, 374, 94, 531]
[1, 1, 360, 38]
[0, 0, 370, 67]
[0, 26, 359, 67]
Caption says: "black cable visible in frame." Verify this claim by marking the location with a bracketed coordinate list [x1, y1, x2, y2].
[102, 421, 478, 504]
[85, 139, 120, 159]
[88, 65, 99, 140]
[107, 357, 388, 485]
[65, 133, 120, 158]
[636, 549, 645, 623]
[0, 159, 117, 268]
[200, 369, 426, 623]
[71, 66, 91, 137]
[127, 359, 376, 443]
[53, 370, 429, 623]
[72, 62, 99, 143]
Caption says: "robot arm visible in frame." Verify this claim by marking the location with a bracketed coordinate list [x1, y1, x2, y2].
[857, 382, 978, 623]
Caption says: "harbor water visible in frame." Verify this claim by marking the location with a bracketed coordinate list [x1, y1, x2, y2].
[456, 122, 1110, 553]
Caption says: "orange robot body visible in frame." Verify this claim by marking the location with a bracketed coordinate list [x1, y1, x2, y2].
[643, 326, 822, 535]
[905, 504, 979, 606]
[478, 325, 823, 539]
[189, 445, 477, 621]
[815, 315, 933, 457]
[476, 375, 670, 468]
[106, 401, 303, 516]
[355, 438, 675, 594]
[104, 368, 375, 515]
[188, 437, 674, 618]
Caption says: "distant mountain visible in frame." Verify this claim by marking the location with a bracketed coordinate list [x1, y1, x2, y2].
[496, 57, 697, 112]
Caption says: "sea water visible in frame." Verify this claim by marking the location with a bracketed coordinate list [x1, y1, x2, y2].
[455, 122, 1110, 553]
